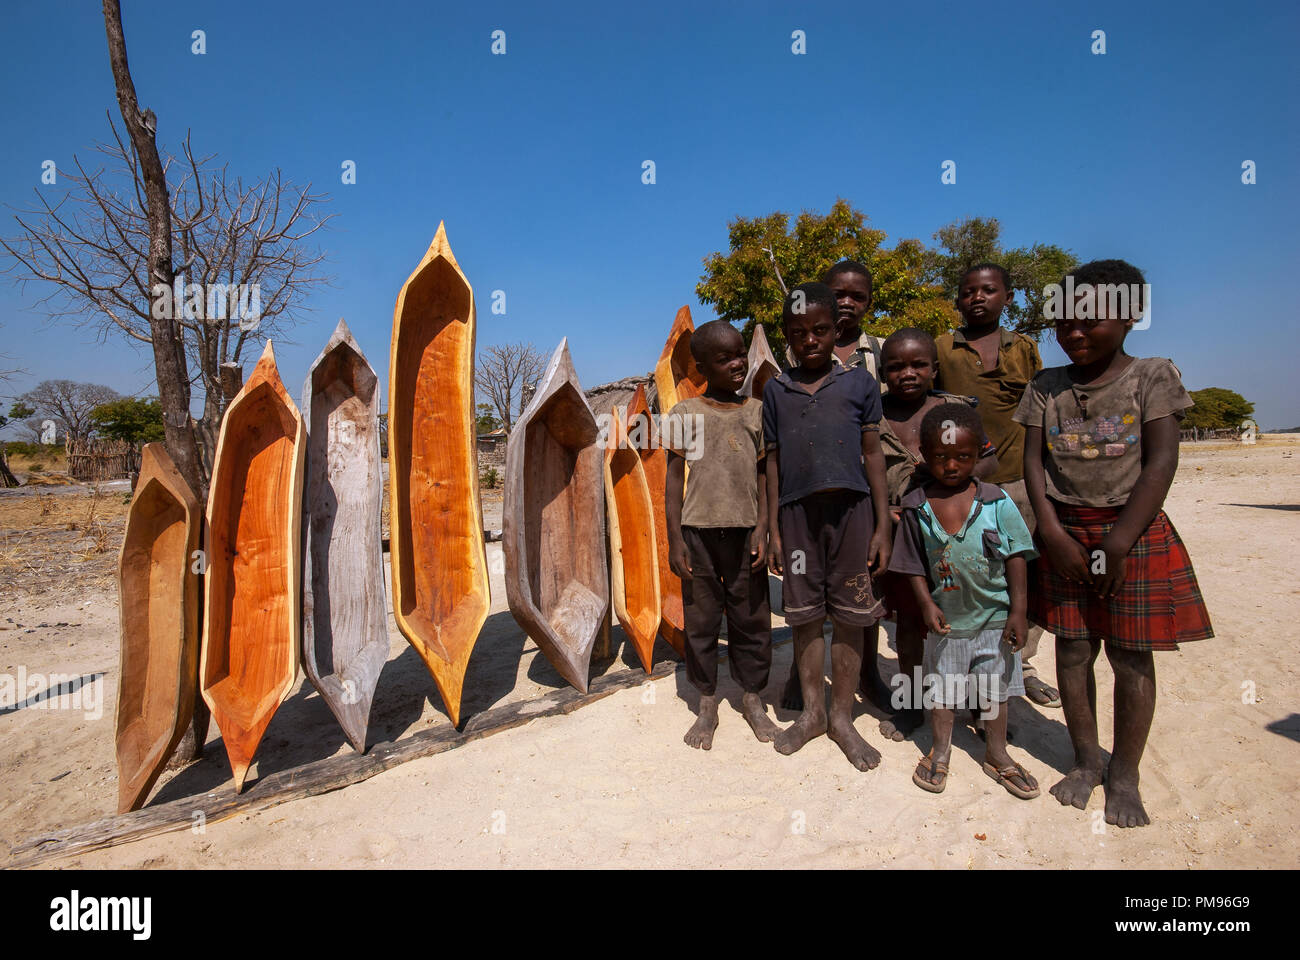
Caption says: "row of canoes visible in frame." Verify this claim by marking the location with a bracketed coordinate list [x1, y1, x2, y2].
[115, 222, 781, 812]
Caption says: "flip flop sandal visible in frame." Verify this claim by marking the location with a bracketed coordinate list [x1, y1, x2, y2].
[983, 760, 1041, 799]
[912, 754, 948, 794]
[1024, 677, 1062, 708]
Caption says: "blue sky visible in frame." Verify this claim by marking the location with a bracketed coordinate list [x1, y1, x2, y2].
[1, 0, 1296, 429]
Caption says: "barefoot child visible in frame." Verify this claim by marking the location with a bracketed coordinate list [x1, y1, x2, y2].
[937, 262, 1060, 708]
[875, 328, 998, 742]
[1014, 259, 1212, 826]
[764, 282, 891, 771]
[666, 320, 779, 750]
[780, 259, 891, 712]
[889, 403, 1039, 797]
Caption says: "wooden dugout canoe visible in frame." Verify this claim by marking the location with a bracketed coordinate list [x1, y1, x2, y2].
[302, 318, 387, 753]
[388, 222, 490, 728]
[201, 340, 306, 793]
[115, 443, 200, 813]
[742, 323, 780, 401]
[626, 384, 685, 655]
[603, 404, 662, 673]
[653, 305, 707, 413]
[503, 339, 609, 692]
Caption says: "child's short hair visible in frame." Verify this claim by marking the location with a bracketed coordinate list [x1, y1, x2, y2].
[782, 282, 836, 327]
[689, 319, 742, 362]
[882, 327, 938, 361]
[960, 261, 1012, 293]
[920, 402, 983, 449]
[824, 259, 873, 292]
[1064, 259, 1147, 315]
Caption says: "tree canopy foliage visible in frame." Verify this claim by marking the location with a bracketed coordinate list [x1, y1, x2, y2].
[89, 396, 166, 443]
[696, 201, 1078, 354]
[1183, 387, 1255, 431]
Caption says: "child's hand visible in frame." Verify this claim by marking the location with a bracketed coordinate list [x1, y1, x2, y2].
[767, 529, 784, 575]
[668, 540, 693, 580]
[868, 529, 890, 574]
[749, 525, 768, 572]
[922, 602, 950, 636]
[1002, 612, 1030, 652]
[1041, 527, 1092, 583]
[1092, 535, 1130, 598]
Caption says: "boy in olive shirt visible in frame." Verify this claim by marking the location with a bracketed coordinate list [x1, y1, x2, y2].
[666, 320, 780, 750]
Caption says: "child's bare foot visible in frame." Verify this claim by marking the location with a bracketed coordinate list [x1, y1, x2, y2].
[879, 708, 923, 742]
[1104, 773, 1151, 828]
[684, 695, 719, 750]
[774, 708, 826, 755]
[741, 691, 779, 743]
[828, 717, 881, 771]
[1049, 763, 1106, 809]
[779, 667, 803, 711]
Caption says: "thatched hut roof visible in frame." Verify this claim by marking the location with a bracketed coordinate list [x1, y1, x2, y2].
[583, 372, 658, 418]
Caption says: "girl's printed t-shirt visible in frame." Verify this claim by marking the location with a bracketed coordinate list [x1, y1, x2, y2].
[1012, 356, 1192, 507]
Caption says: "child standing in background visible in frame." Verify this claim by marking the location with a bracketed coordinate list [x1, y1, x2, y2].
[1015, 259, 1213, 827]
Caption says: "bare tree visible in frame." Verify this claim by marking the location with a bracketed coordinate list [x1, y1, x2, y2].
[2, 6, 331, 491]
[475, 342, 545, 432]
[17, 380, 119, 443]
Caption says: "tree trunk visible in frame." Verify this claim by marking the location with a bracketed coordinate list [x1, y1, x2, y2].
[103, 0, 209, 761]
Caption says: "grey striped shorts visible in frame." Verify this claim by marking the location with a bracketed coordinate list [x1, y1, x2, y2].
[921, 625, 1025, 707]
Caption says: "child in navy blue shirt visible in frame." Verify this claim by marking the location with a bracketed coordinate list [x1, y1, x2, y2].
[763, 282, 891, 771]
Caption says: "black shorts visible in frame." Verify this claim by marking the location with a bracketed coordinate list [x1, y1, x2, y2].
[778, 489, 884, 627]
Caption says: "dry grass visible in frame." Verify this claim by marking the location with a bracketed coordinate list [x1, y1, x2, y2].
[0, 487, 129, 597]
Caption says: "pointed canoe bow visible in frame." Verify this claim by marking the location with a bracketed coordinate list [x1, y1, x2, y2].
[388, 222, 490, 728]
[115, 443, 201, 813]
[503, 339, 609, 692]
[201, 340, 306, 793]
[742, 323, 781, 400]
[653, 305, 706, 412]
[302, 318, 388, 753]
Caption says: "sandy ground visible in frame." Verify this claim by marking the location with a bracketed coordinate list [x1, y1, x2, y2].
[2, 438, 1296, 869]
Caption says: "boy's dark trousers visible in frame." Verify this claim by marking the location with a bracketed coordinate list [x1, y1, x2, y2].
[681, 525, 772, 696]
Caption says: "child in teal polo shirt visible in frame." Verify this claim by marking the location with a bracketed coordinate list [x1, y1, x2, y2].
[889, 402, 1040, 798]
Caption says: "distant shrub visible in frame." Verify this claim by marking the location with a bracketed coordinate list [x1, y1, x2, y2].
[480, 467, 501, 489]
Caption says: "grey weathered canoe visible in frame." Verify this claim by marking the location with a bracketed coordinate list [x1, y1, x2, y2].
[302, 318, 387, 753]
[503, 339, 609, 692]
[742, 322, 780, 400]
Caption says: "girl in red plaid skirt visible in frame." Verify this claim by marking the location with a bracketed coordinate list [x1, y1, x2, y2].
[1014, 259, 1213, 829]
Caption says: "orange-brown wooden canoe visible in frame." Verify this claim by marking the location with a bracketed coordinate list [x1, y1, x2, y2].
[115, 443, 200, 813]
[603, 404, 661, 672]
[742, 322, 781, 401]
[653, 305, 706, 413]
[503, 339, 609, 692]
[626, 384, 685, 655]
[302, 318, 387, 753]
[201, 340, 305, 792]
[388, 222, 489, 728]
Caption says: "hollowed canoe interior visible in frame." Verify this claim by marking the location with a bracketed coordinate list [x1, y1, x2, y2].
[627, 409, 683, 634]
[204, 381, 298, 729]
[392, 255, 487, 658]
[523, 383, 602, 653]
[608, 445, 659, 643]
[117, 477, 186, 776]
[307, 340, 382, 681]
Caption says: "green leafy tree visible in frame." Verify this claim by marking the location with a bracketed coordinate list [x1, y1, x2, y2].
[1183, 388, 1255, 431]
[89, 396, 166, 443]
[476, 403, 502, 434]
[924, 217, 1078, 337]
[696, 198, 958, 356]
